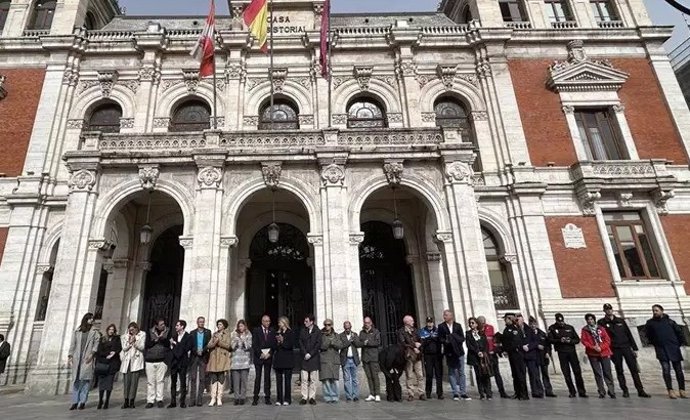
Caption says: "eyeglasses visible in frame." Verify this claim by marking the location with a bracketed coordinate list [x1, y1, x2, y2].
[325, 324, 332, 327]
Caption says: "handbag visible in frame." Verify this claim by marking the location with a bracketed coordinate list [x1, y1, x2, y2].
[479, 354, 494, 378]
[95, 361, 110, 376]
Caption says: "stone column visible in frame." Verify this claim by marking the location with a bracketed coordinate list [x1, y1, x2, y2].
[26, 164, 102, 395]
[347, 232, 365, 325]
[425, 251, 449, 315]
[308, 234, 326, 323]
[218, 236, 238, 323]
[230, 258, 251, 325]
[99, 259, 129, 327]
[407, 254, 431, 319]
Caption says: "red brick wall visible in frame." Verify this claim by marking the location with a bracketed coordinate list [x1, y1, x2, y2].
[508, 58, 687, 166]
[0, 68, 46, 177]
[545, 217, 615, 298]
[660, 215, 690, 294]
[0, 227, 8, 267]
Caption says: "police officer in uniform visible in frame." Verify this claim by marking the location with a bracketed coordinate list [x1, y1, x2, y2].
[529, 316, 556, 397]
[548, 313, 588, 398]
[420, 316, 443, 399]
[502, 313, 530, 400]
[598, 304, 650, 398]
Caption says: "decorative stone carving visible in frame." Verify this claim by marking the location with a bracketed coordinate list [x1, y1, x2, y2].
[548, 40, 629, 92]
[332, 114, 348, 125]
[354, 66, 373, 91]
[68, 169, 97, 191]
[182, 70, 200, 93]
[321, 163, 345, 186]
[161, 79, 184, 92]
[476, 59, 492, 79]
[246, 78, 260, 91]
[298, 114, 314, 126]
[210, 116, 225, 129]
[457, 73, 480, 87]
[308, 235, 324, 246]
[220, 236, 239, 248]
[561, 224, 586, 249]
[296, 77, 311, 89]
[226, 61, 246, 80]
[616, 191, 633, 207]
[434, 232, 453, 243]
[332, 76, 347, 89]
[374, 75, 397, 89]
[383, 161, 404, 186]
[653, 189, 675, 215]
[97, 71, 119, 97]
[120, 79, 139, 93]
[470, 111, 488, 122]
[436, 64, 457, 90]
[137, 261, 153, 272]
[262, 162, 282, 189]
[36, 263, 54, 274]
[119, 118, 134, 129]
[272, 68, 288, 92]
[396, 59, 417, 77]
[426, 252, 442, 262]
[0, 74, 6, 100]
[153, 118, 170, 128]
[445, 161, 473, 184]
[138, 66, 161, 83]
[67, 119, 85, 130]
[388, 113, 403, 124]
[591, 163, 654, 176]
[178, 237, 194, 249]
[243, 116, 259, 126]
[197, 166, 223, 188]
[88, 239, 109, 251]
[562, 105, 575, 114]
[138, 165, 160, 191]
[415, 73, 433, 88]
[501, 254, 519, 263]
[612, 104, 625, 113]
[577, 190, 601, 216]
[63, 69, 79, 87]
[349, 233, 365, 245]
[421, 112, 436, 123]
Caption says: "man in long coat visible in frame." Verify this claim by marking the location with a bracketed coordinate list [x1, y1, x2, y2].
[299, 314, 322, 405]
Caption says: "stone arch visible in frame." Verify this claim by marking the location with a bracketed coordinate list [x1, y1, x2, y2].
[333, 78, 401, 114]
[360, 208, 421, 258]
[420, 78, 486, 114]
[223, 176, 319, 237]
[70, 85, 135, 120]
[236, 210, 310, 260]
[92, 177, 195, 240]
[157, 83, 225, 119]
[39, 221, 63, 263]
[246, 81, 313, 115]
[477, 208, 517, 256]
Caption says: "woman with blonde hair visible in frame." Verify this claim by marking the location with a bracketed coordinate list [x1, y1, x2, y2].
[274, 316, 296, 405]
[230, 319, 252, 405]
[207, 319, 232, 406]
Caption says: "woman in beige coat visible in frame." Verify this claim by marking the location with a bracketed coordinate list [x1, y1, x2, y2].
[119, 322, 146, 409]
[67, 313, 100, 410]
[207, 318, 232, 406]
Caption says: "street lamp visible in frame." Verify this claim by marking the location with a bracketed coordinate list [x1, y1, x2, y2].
[140, 192, 153, 245]
[268, 189, 280, 243]
[392, 187, 404, 240]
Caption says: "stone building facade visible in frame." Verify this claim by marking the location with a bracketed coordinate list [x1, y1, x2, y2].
[0, 0, 689, 394]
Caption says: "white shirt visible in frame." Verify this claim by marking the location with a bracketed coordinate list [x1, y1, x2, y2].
[346, 332, 354, 357]
[177, 331, 185, 342]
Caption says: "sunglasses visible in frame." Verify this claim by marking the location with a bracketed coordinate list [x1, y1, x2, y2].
[325, 324, 332, 327]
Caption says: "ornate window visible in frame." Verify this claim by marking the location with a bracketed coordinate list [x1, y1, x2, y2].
[544, 0, 572, 23]
[590, 0, 618, 23]
[29, 0, 56, 30]
[434, 97, 482, 171]
[259, 99, 300, 130]
[499, 0, 527, 22]
[87, 102, 122, 133]
[575, 109, 627, 160]
[483, 228, 518, 310]
[347, 97, 387, 128]
[170, 99, 211, 132]
[604, 212, 661, 280]
[0, 1, 11, 33]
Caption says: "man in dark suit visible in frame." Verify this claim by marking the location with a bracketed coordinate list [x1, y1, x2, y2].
[299, 314, 322, 405]
[188, 316, 212, 407]
[438, 309, 469, 400]
[252, 315, 277, 405]
[168, 319, 193, 408]
[0, 334, 10, 376]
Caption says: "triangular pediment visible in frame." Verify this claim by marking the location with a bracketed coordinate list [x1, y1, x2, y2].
[546, 40, 629, 92]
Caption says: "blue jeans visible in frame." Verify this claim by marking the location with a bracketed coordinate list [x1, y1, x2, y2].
[322, 379, 339, 402]
[448, 355, 467, 397]
[342, 358, 359, 400]
[71, 379, 90, 405]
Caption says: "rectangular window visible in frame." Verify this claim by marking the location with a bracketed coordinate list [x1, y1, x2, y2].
[604, 212, 661, 280]
[94, 268, 108, 320]
[575, 109, 627, 160]
[499, 0, 526, 22]
[544, 0, 571, 23]
[591, 0, 617, 22]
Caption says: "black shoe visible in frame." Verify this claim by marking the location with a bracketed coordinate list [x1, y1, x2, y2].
[167, 402, 177, 408]
[234, 400, 239, 406]
[180, 402, 187, 408]
[569, 392, 577, 398]
[241, 399, 246, 405]
[157, 401, 164, 408]
[129, 400, 136, 409]
[252, 398, 259, 406]
[145, 403, 154, 409]
[533, 394, 544, 399]
[599, 394, 606, 399]
[121, 400, 129, 409]
[638, 391, 651, 398]
[78, 403, 85, 410]
[609, 392, 616, 399]
[97, 401, 103, 410]
[579, 393, 588, 398]
[265, 398, 271, 405]
[511, 394, 519, 399]
[309, 398, 316, 405]
[500, 393, 510, 399]
[69, 404, 78, 411]
[622, 390, 630, 398]
[189, 401, 196, 407]
[103, 401, 109, 409]
[299, 399, 307, 405]
[353, 397, 359, 402]
[437, 394, 444, 400]
[546, 393, 557, 398]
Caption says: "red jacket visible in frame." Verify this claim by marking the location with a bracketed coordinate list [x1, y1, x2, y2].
[580, 325, 612, 358]
[483, 324, 496, 353]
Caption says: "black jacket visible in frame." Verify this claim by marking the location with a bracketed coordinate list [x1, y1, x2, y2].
[438, 322, 465, 366]
[420, 326, 442, 355]
[531, 326, 552, 366]
[189, 328, 212, 363]
[502, 324, 537, 360]
[273, 328, 296, 370]
[96, 335, 122, 375]
[299, 326, 322, 372]
[547, 322, 580, 353]
[465, 329, 488, 367]
[146, 327, 171, 363]
[252, 326, 277, 365]
[598, 315, 638, 351]
[339, 331, 360, 366]
[168, 331, 193, 369]
[0, 341, 9, 374]
[645, 315, 686, 362]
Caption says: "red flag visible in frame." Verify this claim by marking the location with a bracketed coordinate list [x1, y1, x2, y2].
[320, 0, 331, 78]
[191, 0, 216, 77]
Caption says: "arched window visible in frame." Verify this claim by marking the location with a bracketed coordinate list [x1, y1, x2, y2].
[483, 227, 518, 310]
[84, 11, 97, 30]
[0, 1, 11, 33]
[347, 97, 387, 128]
[259, 98, 299, 130]
[29, 0, 56, 30]
[434, 97, 482, 171]
[170, 99, 211, 132]
[87, 102, 122, 133]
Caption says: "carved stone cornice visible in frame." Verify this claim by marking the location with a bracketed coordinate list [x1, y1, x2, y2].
[354, 66, 373, 91]
[383, 160, 404, 186]
[321, 163, 346, 186]
[576, 189, 601, 216]
[653, 188, 675, 215]
[138, 165, 160, 191]
[68, 169, 98, 192]
[262, 162, 282, 189]
[349, 232, 365, 245]
[220, 236, 239, 248]
[178, 237, 194, 250]
[197, 166, 223, 189]
[444, 161, 474, 185]
[548, 40, 629, 92]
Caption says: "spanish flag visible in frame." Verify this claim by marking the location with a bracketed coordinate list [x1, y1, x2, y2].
[243, 0, 269, 52]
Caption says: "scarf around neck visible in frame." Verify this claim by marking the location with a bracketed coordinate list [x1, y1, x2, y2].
[587, 324, 602, 344]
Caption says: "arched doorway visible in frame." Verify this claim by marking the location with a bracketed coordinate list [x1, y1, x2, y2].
[360, 221, 416, 346]
[246, 223, 313, 330]
[142, 225, 184, 331]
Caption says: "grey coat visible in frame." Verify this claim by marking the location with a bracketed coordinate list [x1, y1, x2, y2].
[339, 331, 360, 366]
[319, 330, 343, 380]
[356, 328, 381, 363]
[68, 328, 101, 382]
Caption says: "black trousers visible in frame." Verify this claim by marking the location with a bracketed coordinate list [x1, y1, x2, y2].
[253, 361, 272, 399]
[660, 360, 685, 391]
[473, 365, 492, 398]
[557, 351, 586, 395]
[611, 347, 644, 393]
[526, 360, 544, 397]
[507, 352, 528, 399]
[275, 368, 292, 404]
[540, 362, 553, 394]
[423, 354, 443, 397]
[489, 353, 507, 395]
[170, 364, 188, 403]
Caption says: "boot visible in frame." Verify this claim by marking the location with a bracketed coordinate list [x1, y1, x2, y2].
[668, 390, 677, 400]
[98, 390, 104, 409]
[679, 390, 687, 399]
[216, 382, 224, 406]
[104, 391, 111, 409]
[130, 399, 136, 408]
[121, 399, 129, 409]
[208, 383, 218, 406]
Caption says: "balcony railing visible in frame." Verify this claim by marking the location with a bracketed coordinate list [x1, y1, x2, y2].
[551, 21, 578, 29]
[22, 29, 50, 37]
[597, 20, 625, 29]
[493, 286, 519, 311]
[337, 128, 443, 146]
[505, 21, 532, 30]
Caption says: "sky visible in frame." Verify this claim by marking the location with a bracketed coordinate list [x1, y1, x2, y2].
[118, 0, 690, 51]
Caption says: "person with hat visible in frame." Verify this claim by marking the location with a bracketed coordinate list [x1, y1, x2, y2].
[548, 313, 588, 398]
[528, 316, 556, 398]
[597, 303, 650, 398]
[581, 313, 616, 399]
[419, 316, 443, 399]
[501, 313, 530, 400]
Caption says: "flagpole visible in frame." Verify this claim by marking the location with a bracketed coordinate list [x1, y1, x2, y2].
[327, 1, 332, 128]
[212, 0, 218, 129]
[269, 0, 275, 130]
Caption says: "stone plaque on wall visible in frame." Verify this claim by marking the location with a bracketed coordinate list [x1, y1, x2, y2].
[562, 223, 586, 249]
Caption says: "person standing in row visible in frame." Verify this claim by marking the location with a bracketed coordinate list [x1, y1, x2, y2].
[0, 334, 11, 377]
[477, 316, 508, 398]
[528, 316, 556, 398]
[645, 304, 687, 399]
[548, 313, 587, 398]
[95, 324, 121, 410]
[274, 316, 296, 406]
[598, 304, 650, 398]
[207, 319, 231, 407]
[420, 316, 443, 400]
[398, 315, 425, 401]
[439, 310, 469, 401]
[189, 316, 212, 407]
[68, 312, 100, 410]
[120, 322, 146, 409]
[581, 314, 616, 399]
[145, 318, 170, 409]
[168, 319, 193, 408]
[502, 313, 529, 401]
[321, 319, 343, 403]
[358, 317, 382, 402]
[339, 321, 360, 402]
[230, 319, 252, 406]
[465, 317, 492, 400]
[519, 316, 543, 399]
[252, 315, 276, 406]
[300, 314, 321, 405]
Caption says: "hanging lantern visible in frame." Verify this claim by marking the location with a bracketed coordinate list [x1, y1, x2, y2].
[140, 224, 153, 245]
[268, 222, 280, 243]
[392, 218, 404, 240]
[102, 243, 116, 259]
